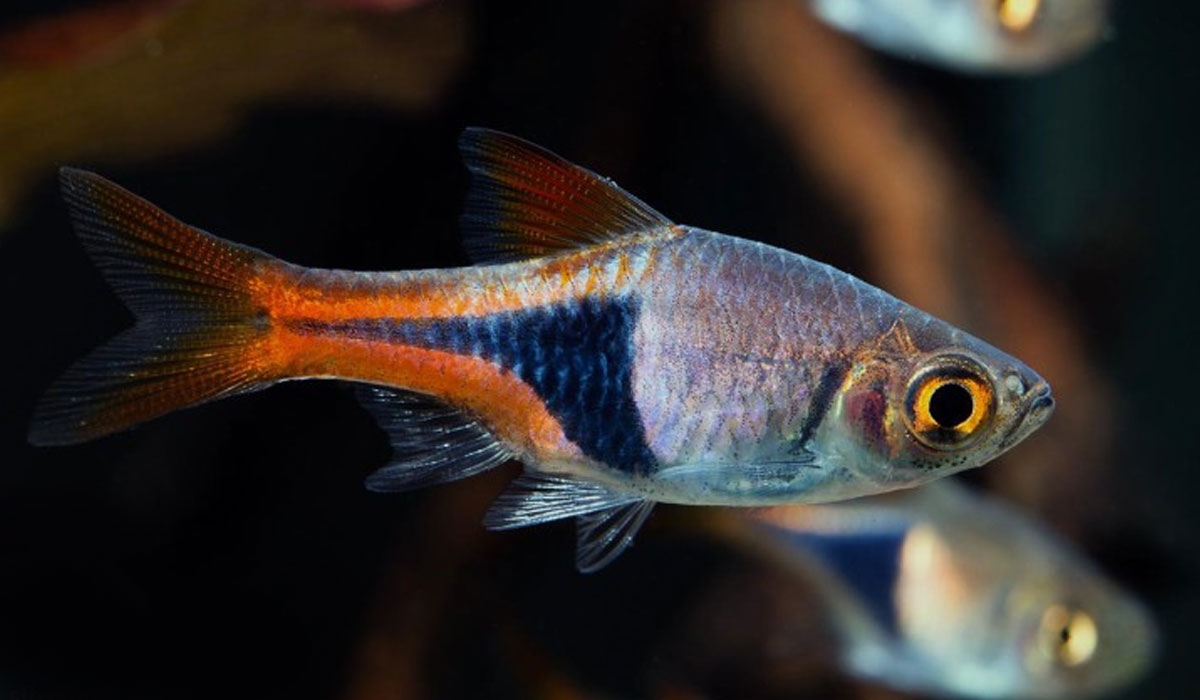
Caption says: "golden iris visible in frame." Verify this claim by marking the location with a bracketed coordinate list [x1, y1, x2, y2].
[997, 0, 1041, 32]
[1038, 605, 1099, 667]
[905, 360, 994, 449]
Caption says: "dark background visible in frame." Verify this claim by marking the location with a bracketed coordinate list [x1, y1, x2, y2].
[0, 1, 1196, 698]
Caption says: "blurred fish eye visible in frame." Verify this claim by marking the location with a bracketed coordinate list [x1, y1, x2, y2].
[995, 0, 1042, 33]
[1036, 604, 1100, 669]
[904, 357, 995, 449]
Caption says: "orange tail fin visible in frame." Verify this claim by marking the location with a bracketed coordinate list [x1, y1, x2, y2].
[29, 168, 281, 446]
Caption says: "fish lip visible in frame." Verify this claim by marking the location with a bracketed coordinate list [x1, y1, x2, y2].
[998, 382, 1054, 450]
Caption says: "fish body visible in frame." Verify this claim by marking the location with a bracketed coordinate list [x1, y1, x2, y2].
[744, 482, 1157, 698]
[31, 129, 1052, 570]
[260, 225, 1048, 506]
[808, 0, 1109, 73]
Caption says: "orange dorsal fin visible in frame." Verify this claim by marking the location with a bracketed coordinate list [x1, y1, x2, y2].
[458, 128, 675, 263]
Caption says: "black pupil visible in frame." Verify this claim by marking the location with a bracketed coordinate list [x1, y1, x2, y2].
[929, 383, 974, 428]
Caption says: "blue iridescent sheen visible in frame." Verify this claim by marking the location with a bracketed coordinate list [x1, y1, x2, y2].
[779, 529, 906, 635]
[291, 296, 657, 474]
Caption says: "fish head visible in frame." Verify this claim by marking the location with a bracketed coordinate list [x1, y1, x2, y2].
[827, 317, 1053, 488]
[811, 0, 1109, 73]
[886, 488, 1158, 698]
[890, 515, 1157, 698]
[953, 569, 1158, 698]
[975, 0, 1111, 71]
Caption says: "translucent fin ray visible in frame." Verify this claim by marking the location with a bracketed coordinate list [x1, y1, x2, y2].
[655, 458, 821, 486]
[575, 499, 655, 573]
[482, 472, 640, 530]
[29, 169, 279, 446]
[356, 385, 514, 491]
[458, 127, 675, 263]
[57, 168, 269, 318]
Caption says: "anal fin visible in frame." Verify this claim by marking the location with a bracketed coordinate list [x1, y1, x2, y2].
[356, 384, 514, 491]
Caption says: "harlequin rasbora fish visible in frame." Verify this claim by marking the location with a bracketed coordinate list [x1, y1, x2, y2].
[29, 128, 1054, 571]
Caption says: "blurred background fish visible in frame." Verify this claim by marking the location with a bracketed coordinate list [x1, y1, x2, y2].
[807, 0, 1109, 72]
[724, 482, 1157, 698]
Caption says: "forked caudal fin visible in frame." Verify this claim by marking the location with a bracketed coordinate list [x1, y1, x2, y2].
[29, 169, 279, 446]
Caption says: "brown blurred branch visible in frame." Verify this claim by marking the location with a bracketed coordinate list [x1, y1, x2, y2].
[341, 471, 507, 700]
[0, 0, 469, 231]
[0, 0, 186, 69]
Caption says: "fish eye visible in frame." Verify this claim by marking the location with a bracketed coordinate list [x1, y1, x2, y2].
[995, 0, 1042, 33]
[904, 357, 995, 450]
[1037, 605, 1099, 668]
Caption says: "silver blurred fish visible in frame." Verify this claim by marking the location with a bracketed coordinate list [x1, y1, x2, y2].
[808, 0, 1109, 73]
[738, 481, 1156, 698]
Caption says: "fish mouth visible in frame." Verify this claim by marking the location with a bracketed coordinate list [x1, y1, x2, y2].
[999, 381, 1055, 450]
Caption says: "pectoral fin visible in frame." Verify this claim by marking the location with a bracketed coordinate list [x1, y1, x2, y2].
[656, 457, 821, 486]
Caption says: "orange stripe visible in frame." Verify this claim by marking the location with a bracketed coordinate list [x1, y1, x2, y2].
[267, 329, 583, 464]
[243, 228, 686, 466]
[249, 227, 680, 324]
